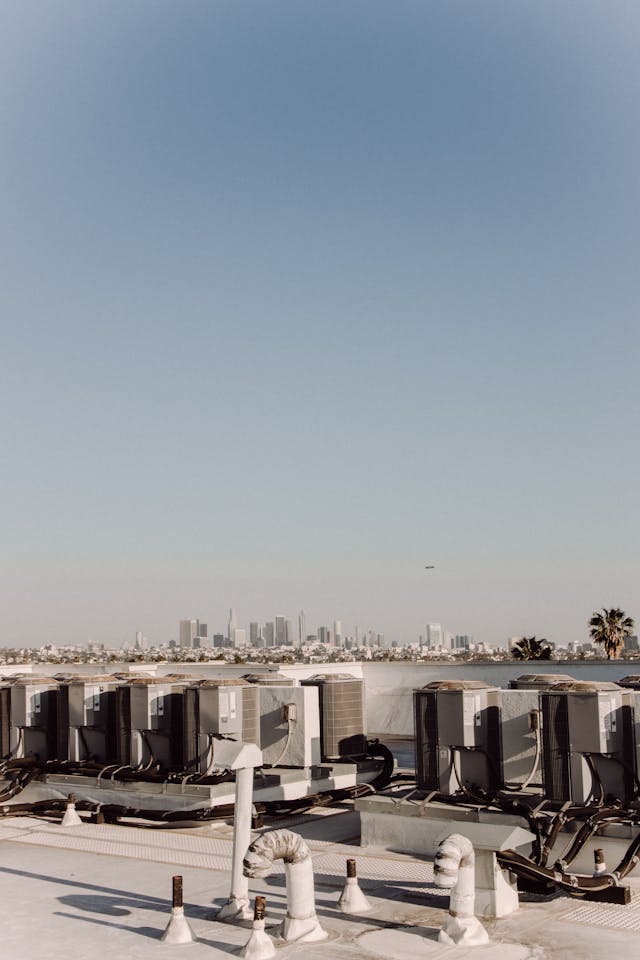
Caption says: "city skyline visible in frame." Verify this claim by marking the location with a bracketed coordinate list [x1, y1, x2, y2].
[1, 3, 638, 649]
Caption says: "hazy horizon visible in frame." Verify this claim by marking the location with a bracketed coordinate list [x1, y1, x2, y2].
[1, 3, 638, 649]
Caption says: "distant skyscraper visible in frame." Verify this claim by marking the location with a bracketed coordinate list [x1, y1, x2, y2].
[355, 625, 362, 646]
[249, 622, 261, 646]
[426, 623, 442, 648]
[333, 620, 342, 647]
[264, 622, 275, 647]
[298, 610, 306, 647]
[285, 619, 294, 646]
[275, 615, 286, 646]
[454, 634, 472, 650]
[228, 608, 237, 644]
[179, 619, 198, 650]
[233, 628, 246, 648]
[317, 626, 331, 645]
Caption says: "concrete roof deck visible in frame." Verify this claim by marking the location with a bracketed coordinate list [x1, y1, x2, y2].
[1, 807, 639, 960]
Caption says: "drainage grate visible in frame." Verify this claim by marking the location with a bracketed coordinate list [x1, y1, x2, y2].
[562, 893, 640, 932]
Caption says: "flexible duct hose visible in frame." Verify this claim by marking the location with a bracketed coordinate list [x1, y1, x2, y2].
[243, 829, 326, 942]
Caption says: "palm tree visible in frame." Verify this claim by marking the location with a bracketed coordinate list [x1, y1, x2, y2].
[588, 607, 635, 660]
[512, 636, 552, 660]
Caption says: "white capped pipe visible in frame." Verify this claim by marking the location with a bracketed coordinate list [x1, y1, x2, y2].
[60, 793, 82, 828]
[338, 859, 372, 914]
[243, 829, 327, 943]
[241, 896, 275, 960]
[218, 766, 254, 921]
[161, 876, 196, 944]
[434, 833, 489, 946]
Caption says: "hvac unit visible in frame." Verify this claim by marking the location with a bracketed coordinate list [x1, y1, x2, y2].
[127, 678, 187, 771]
[301, 674, 367, 759]
[508, 674, 575, 690]
[0, 683, 11, 758]
[617, 676, 640, 689]
[9, 678, 59, 759]
[182, 679, 248, 774]
[414, 681, 502, 795]
[257, 684, 321, 768]
[541, 681, 634, 804]
[65, 677, 118, 763]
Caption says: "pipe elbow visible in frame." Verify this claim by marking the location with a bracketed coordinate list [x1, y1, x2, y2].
[434, 833, 475, 889]
[243, 829, 311, 878]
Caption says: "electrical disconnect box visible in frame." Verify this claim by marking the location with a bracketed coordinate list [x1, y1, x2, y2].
[301, 674, 367, 760]
[541, 681, 634, 803]
[9, 678, 60, 759]
[414, 681, 503, 795]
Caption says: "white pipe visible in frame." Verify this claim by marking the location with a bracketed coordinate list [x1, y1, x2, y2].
[218, 766, 254, 921]
[243, 829, 327, 942]
[434, 833, 489, 946]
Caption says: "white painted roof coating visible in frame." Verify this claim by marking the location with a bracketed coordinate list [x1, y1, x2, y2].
[1, 807, 640, 960]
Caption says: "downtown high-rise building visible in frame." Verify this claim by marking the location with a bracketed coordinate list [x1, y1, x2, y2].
[228, 608, 237, 644]
[249, 622, 261, 647]
[426, 623, 443, 648]
[275, 615, 286, 647]
[263, 622, 275, 647]
[298, 610, 306, 647]
[179, 619, 198, 650]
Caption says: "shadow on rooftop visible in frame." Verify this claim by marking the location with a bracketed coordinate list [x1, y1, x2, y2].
[0, 865, 208, 918]
[53, 912, 162, 940]
[54, 911, 243, 952]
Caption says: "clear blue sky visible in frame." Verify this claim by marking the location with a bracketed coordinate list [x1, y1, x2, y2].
[1, 2, 638, 648]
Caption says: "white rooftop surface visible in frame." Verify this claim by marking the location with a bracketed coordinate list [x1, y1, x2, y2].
[1, 807, 640, 960]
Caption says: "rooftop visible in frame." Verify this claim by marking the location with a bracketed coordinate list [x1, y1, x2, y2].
[1, 806, 639, 960]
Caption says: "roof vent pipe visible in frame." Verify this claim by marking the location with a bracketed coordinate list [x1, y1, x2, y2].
[434, 833, 489, 946]
[338, 859, 372, 914]
[241, 896, 276, 960]
[60, 793, 82, 828]
[161, 875, 196, 944]
[243, 830, 327, 943]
